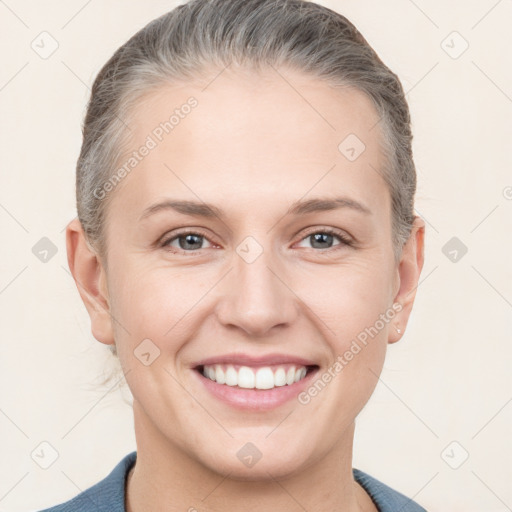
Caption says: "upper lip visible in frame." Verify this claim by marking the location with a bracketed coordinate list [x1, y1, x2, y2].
[193, 352, 319, 368]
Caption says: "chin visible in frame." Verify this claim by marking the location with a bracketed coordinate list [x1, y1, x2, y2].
[196, 442, 312, 481]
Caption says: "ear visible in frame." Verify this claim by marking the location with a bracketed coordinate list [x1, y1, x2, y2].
[389, 216, 425, 344]
[65, 218, 114, 345]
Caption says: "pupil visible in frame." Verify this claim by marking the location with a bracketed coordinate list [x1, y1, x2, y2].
[180, 234, 202, 250]
[312, 233, 332, 249]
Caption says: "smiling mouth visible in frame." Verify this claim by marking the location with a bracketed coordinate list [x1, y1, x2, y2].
[195, 364, 319, 390]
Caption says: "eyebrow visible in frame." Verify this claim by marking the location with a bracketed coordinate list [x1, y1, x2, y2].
[138, 195, 372, 222]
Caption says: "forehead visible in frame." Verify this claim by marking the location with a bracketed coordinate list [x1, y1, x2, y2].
[109, 66, 389, 221]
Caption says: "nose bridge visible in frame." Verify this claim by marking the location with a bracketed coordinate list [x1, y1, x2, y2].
[216, 235, 296, 335]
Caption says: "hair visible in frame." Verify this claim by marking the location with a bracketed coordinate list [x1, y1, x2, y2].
[78, 0, 417, 267]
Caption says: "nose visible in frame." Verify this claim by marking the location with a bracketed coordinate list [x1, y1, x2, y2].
[215, 243, 298, 337]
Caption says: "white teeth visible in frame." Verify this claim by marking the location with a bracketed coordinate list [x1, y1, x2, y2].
[225, 366, 238, 386]
[274, 367, 286, 386]
[286, 367, 295, 385]
[215, 365, 225, 384]
[202, 364, 310, 389]
[238, 366, 255, 388]
[255, 367, 275, 389]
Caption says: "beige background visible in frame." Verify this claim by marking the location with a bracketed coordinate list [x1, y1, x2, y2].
[1, 1, 511, 511]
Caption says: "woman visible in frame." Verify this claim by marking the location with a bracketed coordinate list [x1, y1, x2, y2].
[41, 0, 427, 510]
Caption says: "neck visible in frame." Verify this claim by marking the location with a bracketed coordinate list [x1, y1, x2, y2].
[126, 400, 375, 512]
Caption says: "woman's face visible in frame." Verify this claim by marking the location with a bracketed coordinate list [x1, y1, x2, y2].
[72, 66, 424, 479]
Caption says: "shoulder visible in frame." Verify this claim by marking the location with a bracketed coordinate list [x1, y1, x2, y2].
[37, 451, 137, 512]
[353, 468, 428, 512]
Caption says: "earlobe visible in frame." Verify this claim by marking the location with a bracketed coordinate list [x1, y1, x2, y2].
[65, 218, 115, 345]
[389, 216, 425, 344]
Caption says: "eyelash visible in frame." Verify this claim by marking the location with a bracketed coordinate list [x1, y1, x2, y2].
[159, 227, 354, 256]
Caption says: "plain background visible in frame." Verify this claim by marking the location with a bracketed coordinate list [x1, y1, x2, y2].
[1, 1, 511, 511]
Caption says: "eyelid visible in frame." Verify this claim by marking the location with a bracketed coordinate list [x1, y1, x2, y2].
[295, 226, 354, 248]
[159, 225, 355, 254]
[159, 228, 214, 249]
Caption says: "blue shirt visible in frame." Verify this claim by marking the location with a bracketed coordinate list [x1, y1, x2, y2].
[38, 451, 427, 511]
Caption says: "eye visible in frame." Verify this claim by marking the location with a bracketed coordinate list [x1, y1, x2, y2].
[296, 228, 353, 251]
[161, 229, 214, 253]
[159, 227, 353, 255]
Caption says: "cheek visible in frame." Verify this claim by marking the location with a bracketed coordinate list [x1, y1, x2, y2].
[299, 264, 391, 421]
[111, 263, 197, 336]
[109, 243, 396, 357]
[107, 262, 215, 390]
[297, 258, 395, 336]
[299, 259, 392, 400]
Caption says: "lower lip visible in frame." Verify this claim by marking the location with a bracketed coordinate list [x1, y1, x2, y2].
[193, 367, 319, 411]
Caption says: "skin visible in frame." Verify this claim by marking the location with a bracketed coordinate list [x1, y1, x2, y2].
[67, 65, 425, 512]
